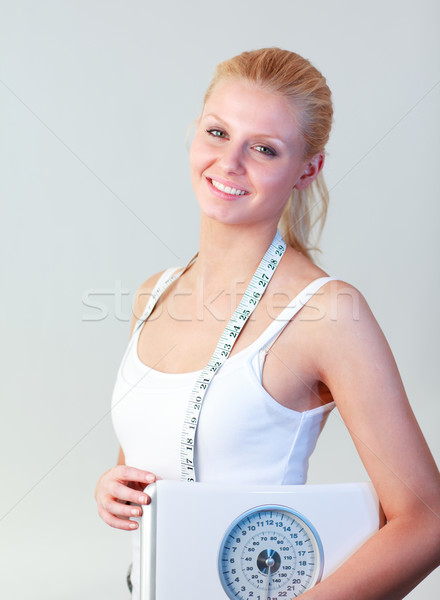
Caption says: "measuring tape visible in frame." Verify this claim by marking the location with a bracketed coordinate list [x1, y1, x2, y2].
[134, 229, 286, 481]
[180, 230, 286, 481]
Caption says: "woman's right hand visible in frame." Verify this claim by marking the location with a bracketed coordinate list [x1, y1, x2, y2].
[94, 465, 157, 531]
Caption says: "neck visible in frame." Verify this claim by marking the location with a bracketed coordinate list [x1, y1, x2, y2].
[188, 216, 280, 290]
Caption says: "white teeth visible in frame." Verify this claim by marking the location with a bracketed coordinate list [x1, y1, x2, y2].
[211, 179, 246, 195]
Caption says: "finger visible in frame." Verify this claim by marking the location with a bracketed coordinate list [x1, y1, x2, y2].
[127, 480, 155, 493]
[104, 499, 145, 519]
[110, 482, 152, 506]
[114, 465, 157, 486]
[98, 505, 141, 531]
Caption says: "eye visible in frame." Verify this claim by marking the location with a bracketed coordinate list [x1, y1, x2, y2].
[254, 144, 277, 157]
[206, 128, 227, 138]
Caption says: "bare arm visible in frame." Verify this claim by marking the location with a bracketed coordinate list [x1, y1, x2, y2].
[301, 282, 440, 599]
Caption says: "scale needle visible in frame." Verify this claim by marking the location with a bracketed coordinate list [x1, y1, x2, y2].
[264, 556, 275, 599]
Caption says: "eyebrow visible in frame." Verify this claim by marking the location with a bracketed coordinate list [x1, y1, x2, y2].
[203, 112, 290, 148]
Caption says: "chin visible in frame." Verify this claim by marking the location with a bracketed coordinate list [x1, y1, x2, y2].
[197, 197, 238, 223]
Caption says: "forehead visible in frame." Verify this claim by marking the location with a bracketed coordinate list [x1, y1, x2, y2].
[202, 79, 303, 145]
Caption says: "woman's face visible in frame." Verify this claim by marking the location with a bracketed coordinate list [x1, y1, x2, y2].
[189, 79, 322, 229]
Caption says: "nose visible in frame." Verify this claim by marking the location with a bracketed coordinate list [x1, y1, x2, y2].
[218, 142, 245, 175]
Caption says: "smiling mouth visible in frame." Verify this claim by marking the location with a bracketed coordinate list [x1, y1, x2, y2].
[209, 178, 248, 196]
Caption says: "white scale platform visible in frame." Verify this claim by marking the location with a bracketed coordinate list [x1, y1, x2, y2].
[140, 480, 382, 599]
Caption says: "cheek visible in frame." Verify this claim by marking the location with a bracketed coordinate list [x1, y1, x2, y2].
[275, 161, 302, 192]
[258, 169, 294, 197]
[189, 141, 213, 197]
[189, 135, 213, 174]
[189, 142, 201, 176]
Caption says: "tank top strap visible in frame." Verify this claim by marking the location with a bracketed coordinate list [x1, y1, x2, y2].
[137, 266, 184, 324]
[256, 276, 339, 352]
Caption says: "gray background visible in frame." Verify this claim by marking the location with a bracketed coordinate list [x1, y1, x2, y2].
[0, 0, 439, 598]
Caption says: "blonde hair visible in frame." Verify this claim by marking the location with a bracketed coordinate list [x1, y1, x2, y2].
[204, 47, 333, 263]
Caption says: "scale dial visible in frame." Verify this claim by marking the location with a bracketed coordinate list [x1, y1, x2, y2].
[218, 505, 323, 599]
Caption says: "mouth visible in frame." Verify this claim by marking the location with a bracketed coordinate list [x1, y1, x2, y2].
[207, 177, 248, 197]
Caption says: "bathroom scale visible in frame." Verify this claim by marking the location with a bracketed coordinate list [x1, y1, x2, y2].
[139, 480, 382, 599]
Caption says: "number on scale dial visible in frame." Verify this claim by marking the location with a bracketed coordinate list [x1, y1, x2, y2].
[218, 505, 323, 599]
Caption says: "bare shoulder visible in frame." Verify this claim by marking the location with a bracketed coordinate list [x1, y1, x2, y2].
[305, 278, 396, 398]
[278, 248, 369, 323]
[276, 252, 386, 385]
[311, 278, 380, 338]
[314, 278, 372, 323]
[305, 276, 380, 341]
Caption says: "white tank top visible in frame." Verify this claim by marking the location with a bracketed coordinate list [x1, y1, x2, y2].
[110, 267, 337, 597]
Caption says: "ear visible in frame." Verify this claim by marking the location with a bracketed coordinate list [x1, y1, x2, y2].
[294, 152, 325, 191]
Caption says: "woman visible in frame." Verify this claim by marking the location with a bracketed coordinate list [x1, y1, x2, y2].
[95, 48, 440, 598]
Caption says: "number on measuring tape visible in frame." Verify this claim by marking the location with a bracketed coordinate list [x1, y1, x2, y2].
[180, 230, 286, 481]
